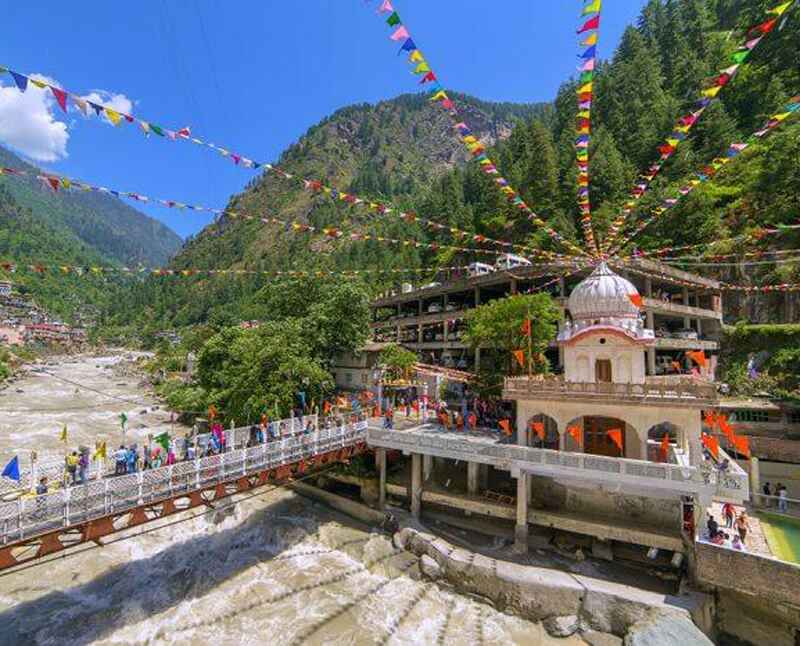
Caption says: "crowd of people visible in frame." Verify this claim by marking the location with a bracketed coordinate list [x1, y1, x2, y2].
[762, 481, 791, 513]
[706, 505, 750, 551]
[381, 395, 513, 436]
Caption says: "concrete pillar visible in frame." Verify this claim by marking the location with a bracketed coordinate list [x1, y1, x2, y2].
[750, 457, 761, 506]
[418, 299, 423, 315]
[646, 310, 654, 330]
[696, 319, 702, 336]
[418, 323, 423, 344]
[423, 454, 433, 481]
[645, 277, 653, 298]
[559, 431, 566, 451]
[683, 316, 691, 329]
[510, 278, 518, 295]
[647, 348, 656, 376]
[682, 287, 689, 306]
[479, 464, 490, 490]
[376, 448, 387, 510]
[559, 278, 566, 298]
[514, 472, 529, 553]
[474, 286, 481, 307]
[467, 461, 479, 494]
[410, 453, 422, 518]
[474, 347, 481, 371]
[641, 434, 649, 462]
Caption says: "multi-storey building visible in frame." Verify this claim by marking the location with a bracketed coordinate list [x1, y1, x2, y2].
[370, 258, 722, 378]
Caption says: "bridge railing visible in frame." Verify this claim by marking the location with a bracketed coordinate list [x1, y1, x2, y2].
[0, 414, 325, 497]
[0, 421, 368, 546]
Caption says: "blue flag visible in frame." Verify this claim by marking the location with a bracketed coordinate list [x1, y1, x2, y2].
[579, 45, 597, 59]
[399, 38, 417, 54]
[10, 71, 28, 92]
[1, 456, 20, 482]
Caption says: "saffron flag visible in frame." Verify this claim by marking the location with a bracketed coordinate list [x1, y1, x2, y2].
[660, 433, 671, 461]
[566, 425, 582, 447]
[702, 433, 719, 460]
[390, 26, 410, 41]
[530, 421, 545, 440]
[577, 15, 600, 33]
[687, 350, 707, 368]
[323, 401, 332, 414]
[208, 404, 218, 420]
[499, 419, 511, 436]
[581, 32, 598, 46]
[628, 293, 643, 308]
[703, 410, 717, 429]
[521, 319, 531, 336]
[733, 434, 751, 459]
[1, 455, 19, 482]
[607, 428, 623, 452]
[718, 415, 735, 443]
[512, 350, 525, 369]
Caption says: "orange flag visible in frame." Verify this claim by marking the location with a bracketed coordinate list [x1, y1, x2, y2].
[530, 421, 545, 440]
[660, 433, 671, 461]
[512, 350, 526, 369]
[628, 293, 644, 308]
[521, 319, 531, 336]
[701, 432, 719, 459]
[499, 419, 511, 436]
[566, 425, 582, 448]
[718, 415, 735, 443]
[607, 428, 623, 452]
[323, 401, 332, 415]
[208, 404, 218, 420]
[687, 350, 707, 368]
[703, 410, 717, 429]
[733, 434, 751, 459]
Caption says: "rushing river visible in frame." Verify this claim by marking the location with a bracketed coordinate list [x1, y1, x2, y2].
[0, 356, 582, 645]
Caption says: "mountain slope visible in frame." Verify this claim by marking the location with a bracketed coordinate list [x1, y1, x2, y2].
[0, 146, 182, 266]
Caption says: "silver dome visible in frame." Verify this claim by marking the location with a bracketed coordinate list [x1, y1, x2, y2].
[567, 262, 641, 321]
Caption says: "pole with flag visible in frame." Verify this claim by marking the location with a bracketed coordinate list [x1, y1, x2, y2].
[119, 412, 128, 445]
[521, 315, 533, 378]
[1, 455, 20, 482]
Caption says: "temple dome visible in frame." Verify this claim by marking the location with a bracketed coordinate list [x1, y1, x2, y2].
[568, 262, 641, 321]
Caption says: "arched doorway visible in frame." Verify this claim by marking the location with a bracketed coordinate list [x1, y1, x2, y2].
[526, 414, 559, 450]
[571, 416, 632, 458]
[646, 422, 681, 463]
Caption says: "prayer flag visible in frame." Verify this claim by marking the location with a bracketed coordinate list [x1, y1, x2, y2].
[521, 319, 531, 336]
[93, 441, 107, 460]
[399, 38, 417, 53]
[768, 1, 792, 15]
[704, 410, 717, 428]
[566, 425, 582, 447]
[430, 90, 447, 101]
[105, 108, 121, 126]
[581, 33, 598, 46]
[1, 455, 20, 481]
[718, 415, 735, 443]
[733, 434, 751, 459]
[386, 11, 401, 27]
[208, 404, 218, 420]
[499, 419, 511, 436]
[323, 401, 332, 414]
[10, 71, 28, 92]
[530, 421, 545, 440]
[660, 433, 670, 461]
[687, 350, 707, 368]
[120, 412, 128, 429]
[607, 428, 623, 452]
[731, 50, 750, 64]
[579, 45, 597, 59]
[60, 424, 67, 442]
[420, 71, 437, 84]
[378, 0, 393, 14]
[582, 0, 602, 15]
[578, 82, 593, 94]
[702, 85, 722, 98]
[577, 15, 600, 33]
[628, 293, 643, 308]
[154, 432, 170, 453]
[512, 350, 525, 369]
[702, 433, 719, 460]
[414, 62, 431, 74]
[50, 86, 67, 112]
[409, 50, 424, 63]
[390, 26, 410, 41]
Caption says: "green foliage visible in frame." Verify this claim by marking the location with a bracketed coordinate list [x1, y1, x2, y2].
[379, 343, 417, 380]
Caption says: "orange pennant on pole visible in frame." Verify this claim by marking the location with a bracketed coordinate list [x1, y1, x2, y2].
[687, 350, 707, 368]
[521, 319, 531, 336]
[733, 434, 751, 459]
[499, 419, 511, 436]
[628, 293, 643, 308]
[530, 421, 545, 440]
[512, 350, 525, 369]
[703, 410, 717, 429]
[701, 432, 719, 460]
[323, 401, 332, 415]
[566, 425, 582, 448]
[607, 428, 623, 453]
[718, 415, 735, 443]
[660, 433, 671, 461]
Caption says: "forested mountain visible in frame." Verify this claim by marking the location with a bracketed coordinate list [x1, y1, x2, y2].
[102, 0, 799, 336]
[0, 146, 182, 266]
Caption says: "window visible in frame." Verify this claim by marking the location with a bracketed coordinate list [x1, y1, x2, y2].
[345, 373, 353, 384]
[596, 359, 612, 383]
[731, 409, 769, 423]
[790, 411, 800, 425]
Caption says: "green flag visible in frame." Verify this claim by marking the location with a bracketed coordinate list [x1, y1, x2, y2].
[731, 50, 749, 64]
[119, 412, 128, 429]
[154, 432, 170, 453]
[386, 12, 401, 27]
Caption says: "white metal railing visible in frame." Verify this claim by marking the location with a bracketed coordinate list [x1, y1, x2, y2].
[752, 492, 800, 517]
[367, 426, 748, 501]
[0, 421, 367, 546]
[0, 415, 321, 497]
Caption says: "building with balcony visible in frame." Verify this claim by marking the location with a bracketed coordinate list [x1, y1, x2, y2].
[370, 258, 722, 378]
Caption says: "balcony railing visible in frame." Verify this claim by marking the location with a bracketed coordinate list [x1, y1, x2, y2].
[503, 375, 717, 404]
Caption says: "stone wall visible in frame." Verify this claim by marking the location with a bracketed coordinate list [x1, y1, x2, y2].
[694, 541, 800, 609]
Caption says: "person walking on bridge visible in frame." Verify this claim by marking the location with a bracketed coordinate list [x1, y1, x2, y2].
[114, 445, 128, 475]
[65, 451, 79, 485]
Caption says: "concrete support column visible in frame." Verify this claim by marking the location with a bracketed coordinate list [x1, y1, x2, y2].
[683, 316, 691, 329]
[682, 287, 689, 306]
[647, 348, 656, 376]
[423, 454, 433, 481]
[510, 279, 518, 295]
[645, 277, 653, 298]
[641, 434, 649, 462]
[514, 472, 529, 553]
[418, 299, 423, 315]
[750, 457, 761, 507]
[418, 323, 423, 344]
[646, 310, 655, 330]
[410, 453, 422, 518]
[696, 319, 703, 336]
[467, 461, 479, 495]
[474, 286, 481, 307]
[474, 347, 481, 372]
[559, 431, 566, 451]
[479, 464, 489, 490]
[559, 277, 566, 298]
[376, 448, 387, 510]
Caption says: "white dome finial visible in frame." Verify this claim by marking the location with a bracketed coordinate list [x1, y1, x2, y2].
[567, 262, 641, 321]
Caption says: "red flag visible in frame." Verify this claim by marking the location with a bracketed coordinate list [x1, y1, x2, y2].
[50, 86, 67, 113]
[512, 350, 525, 369]
[419, 71, 437, 84]
[628, 293, 643, 308]
[499, 419, 511, 436]
[750, 18, 778, 35]
[521, 319, 531, 336]
[566, 425, 582, 448]
[733, 434, 751, 459]
[577, 15, 600, 33]
[660, 433, 671, 461]
[45, 177, 60, 192]
[530, 421, 545, 440]
[607, 428, 623, 453]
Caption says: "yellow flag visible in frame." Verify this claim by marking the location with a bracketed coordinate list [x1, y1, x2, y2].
[772, 112, 791, 121]
[768, 2, 792, 16]
[702, 85, 722, 98]
[430, 90, 448, 102]
[577, 110, 591, 118]
[105, 107, 121, 125]
[409, 50, 424, 63]
[462, 135, 478, 144]
[582, 0, 602, 15]
[60, 424, 67, 442]
[666, 138, 679, 147]
[414, 62, 431, 74]
[31, 78, 48, 89]
[93, 441, 107, 460]
[581, 33, 598, 46]
[578, 82, 593, 94]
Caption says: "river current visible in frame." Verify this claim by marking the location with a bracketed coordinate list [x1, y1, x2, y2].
[0, 356, 580, 645]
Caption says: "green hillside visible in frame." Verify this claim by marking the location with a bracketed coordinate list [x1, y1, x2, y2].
[102, 0, 799, 336]
[0, 146, 182, 266]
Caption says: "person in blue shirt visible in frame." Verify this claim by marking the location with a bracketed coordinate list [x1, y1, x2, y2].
[127, 445, 138, 473]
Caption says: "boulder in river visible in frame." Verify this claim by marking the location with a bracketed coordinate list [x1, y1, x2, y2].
[543, 615, 579, 637]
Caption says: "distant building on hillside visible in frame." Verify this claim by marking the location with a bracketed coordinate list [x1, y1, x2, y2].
[0, 281, 13, 297]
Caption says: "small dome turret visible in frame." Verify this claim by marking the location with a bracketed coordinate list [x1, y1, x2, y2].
[567, 262, 641, 322]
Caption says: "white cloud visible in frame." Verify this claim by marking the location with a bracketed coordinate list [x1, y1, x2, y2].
[0, 74, 69, 162]
[81, 90, 134, 121]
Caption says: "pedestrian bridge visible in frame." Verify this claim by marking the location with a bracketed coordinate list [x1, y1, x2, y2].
[0, 420, 368, 571]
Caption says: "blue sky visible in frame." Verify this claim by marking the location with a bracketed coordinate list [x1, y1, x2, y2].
[0, 1, 647, 239]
